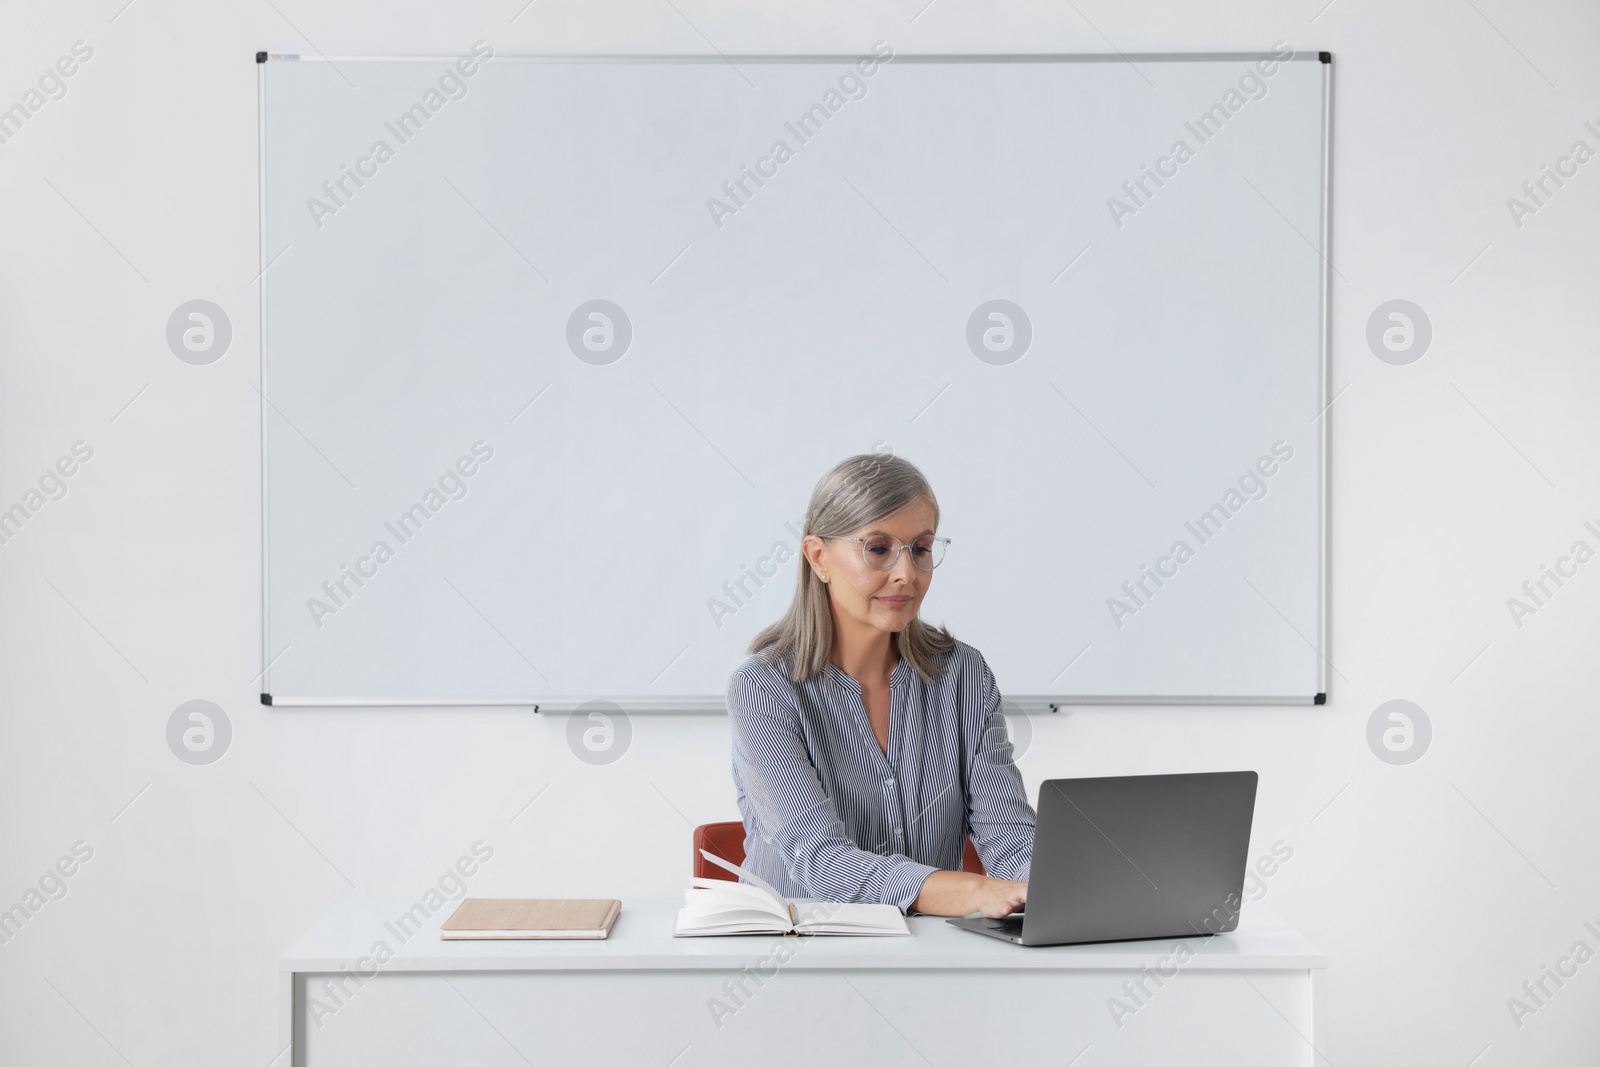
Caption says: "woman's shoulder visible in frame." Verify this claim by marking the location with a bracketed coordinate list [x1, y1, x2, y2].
[731, 646, 791, 680]
[925, 638, 1002, 712]
[938, 636, 990, 678]
[727, 648, 801, 710]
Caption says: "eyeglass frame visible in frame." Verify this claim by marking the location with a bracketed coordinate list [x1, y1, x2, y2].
[818, 533, 951, 572]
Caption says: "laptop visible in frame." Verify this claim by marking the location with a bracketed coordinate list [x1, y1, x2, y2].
[948, 770, 1258, 947]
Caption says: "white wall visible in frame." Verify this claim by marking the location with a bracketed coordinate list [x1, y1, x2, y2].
[2, 1, 1597, 1065]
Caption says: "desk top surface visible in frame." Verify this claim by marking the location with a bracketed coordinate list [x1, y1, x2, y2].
[281, 898, 1324, 973]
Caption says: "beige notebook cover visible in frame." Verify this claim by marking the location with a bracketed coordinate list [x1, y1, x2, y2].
[440, 898, 622, 940]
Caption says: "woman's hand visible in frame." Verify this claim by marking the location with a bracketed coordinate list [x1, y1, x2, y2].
[911, 871, 1028, 918]
[972, 876, 1027, 919]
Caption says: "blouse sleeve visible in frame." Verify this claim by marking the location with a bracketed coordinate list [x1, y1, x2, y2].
[728, 664, 939, 913]
[964, 653, 1037, 881]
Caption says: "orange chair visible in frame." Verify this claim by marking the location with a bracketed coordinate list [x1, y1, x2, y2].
[693, 820, 985, 880]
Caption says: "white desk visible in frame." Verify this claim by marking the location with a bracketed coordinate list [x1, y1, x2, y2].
[281, 899, 1326, 1066]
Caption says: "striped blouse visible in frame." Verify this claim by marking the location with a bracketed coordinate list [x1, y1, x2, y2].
[727, 638, 1036, 914]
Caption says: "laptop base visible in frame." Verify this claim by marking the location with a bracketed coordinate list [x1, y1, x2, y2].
[947, 915, 1225, 947]
[946, 915, 1025, 944]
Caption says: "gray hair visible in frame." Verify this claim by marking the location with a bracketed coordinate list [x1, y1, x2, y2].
[749, 452, 956, 683]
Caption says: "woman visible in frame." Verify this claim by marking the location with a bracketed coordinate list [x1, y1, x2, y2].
[727, 453, 1034, 918]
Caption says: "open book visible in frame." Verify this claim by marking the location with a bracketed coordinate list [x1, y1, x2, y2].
[673, 849, 911, 937]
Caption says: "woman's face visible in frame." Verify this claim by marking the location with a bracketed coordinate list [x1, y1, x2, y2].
[807, 497, 937, 636]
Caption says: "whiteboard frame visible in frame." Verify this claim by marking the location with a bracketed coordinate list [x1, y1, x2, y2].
[256, 50, 1333, 711]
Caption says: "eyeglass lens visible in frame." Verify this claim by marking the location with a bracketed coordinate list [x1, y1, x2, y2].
[861, 535, 944, 571]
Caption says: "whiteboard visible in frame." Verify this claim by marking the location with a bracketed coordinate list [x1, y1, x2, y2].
[258, 50, 1329, 708]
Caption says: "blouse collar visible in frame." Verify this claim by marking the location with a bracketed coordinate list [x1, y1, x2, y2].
[825, 655, 909, 691]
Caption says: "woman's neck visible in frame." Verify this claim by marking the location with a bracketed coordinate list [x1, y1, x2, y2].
[830, 630, 898, 684]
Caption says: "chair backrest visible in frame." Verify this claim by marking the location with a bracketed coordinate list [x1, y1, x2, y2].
[693, 821, 748, 879]
[693, 821, 986, 881]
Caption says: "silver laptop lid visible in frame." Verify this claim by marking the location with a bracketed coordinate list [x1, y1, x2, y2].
[1020, 770, 1258, 946]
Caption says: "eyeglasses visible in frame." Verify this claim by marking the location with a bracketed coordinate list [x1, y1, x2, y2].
[821, 534, 950, 572]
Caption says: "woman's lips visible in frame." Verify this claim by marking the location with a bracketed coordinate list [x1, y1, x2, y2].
[877, 596, 911, 606]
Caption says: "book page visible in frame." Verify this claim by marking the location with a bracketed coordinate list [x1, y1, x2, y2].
[794, 900, 911, 936]
[682, 850, 912, 936]
[697, 849, 787, 901]
[675, 907, 790, 935]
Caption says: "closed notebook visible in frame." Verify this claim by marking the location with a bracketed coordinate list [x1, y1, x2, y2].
[440, 898, 622, 940]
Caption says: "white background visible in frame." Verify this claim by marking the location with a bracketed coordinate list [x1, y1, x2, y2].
[0, 1, 1597, 1065]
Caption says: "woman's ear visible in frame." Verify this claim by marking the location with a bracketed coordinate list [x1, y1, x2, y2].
[801, 534, 828, 582]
